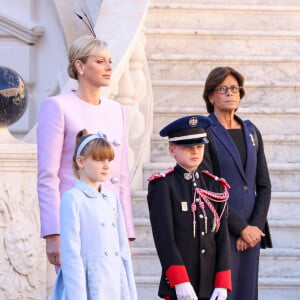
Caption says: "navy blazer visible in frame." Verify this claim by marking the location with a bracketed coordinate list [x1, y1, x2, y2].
[203, 113, 272, 247]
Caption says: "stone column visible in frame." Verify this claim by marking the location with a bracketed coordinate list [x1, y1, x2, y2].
[0, 143, 47, 299]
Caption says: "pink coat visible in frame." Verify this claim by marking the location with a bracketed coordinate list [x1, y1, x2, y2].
[37, 91, 135, 239]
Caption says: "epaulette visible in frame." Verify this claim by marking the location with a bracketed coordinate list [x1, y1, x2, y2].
[201, 170, 231, 189]
[147, 167, 175, 181]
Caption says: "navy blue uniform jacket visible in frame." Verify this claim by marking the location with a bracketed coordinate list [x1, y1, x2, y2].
[147, 164, 231, 299]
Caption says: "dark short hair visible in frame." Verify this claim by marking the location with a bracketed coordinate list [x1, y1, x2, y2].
[203, 66, 245, 113]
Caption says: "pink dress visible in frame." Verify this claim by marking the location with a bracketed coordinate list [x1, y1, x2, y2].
[37, 91, 135, 239]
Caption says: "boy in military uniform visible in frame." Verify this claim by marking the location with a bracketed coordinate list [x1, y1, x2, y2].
[147, 115, 232, 300]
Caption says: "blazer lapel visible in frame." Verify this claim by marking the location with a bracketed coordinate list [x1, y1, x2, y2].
[208, 114, 247, 182]
[240, 117, 257, 176]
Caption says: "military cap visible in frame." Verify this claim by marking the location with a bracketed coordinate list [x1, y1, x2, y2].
[159, 115, 211, 146]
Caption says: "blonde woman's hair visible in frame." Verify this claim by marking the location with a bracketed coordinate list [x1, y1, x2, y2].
[72, 129, 115, 178]
[67, 35, 110, 80]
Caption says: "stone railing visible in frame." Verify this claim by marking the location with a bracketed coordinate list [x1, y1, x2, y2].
[93, 0, 152, 189]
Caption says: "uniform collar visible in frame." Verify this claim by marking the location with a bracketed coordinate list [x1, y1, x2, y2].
[75, 179, 109, 199]
[175, 164, 200, 181]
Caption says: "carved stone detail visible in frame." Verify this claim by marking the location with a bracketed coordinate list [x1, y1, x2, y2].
[0, 145, 46, 300]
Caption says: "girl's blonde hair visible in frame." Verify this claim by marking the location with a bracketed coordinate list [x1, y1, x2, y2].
[72, 129, 115, 178]
[67, 35, 110, 80]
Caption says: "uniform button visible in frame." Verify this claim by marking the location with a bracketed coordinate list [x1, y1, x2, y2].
[115, 251, 119, 256]
[104, 251, 109, 256]
[201, 232, 205, 236]
[101, 222, 106, 227]
[112, 222, 116, 227]
[243, 185, 248, 191]
[199, 214, 204, 219]
[201, 249, 206, 254]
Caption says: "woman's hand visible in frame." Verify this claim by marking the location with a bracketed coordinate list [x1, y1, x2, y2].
[240, 225, 265, 247]
[45, 234, 61, 266]
[236, 236, 249, 251]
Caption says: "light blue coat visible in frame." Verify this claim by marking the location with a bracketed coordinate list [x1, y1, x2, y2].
[51, 180, 137, 300]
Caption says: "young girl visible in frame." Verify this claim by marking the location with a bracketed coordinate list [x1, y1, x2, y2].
[51, 129, 137, 300]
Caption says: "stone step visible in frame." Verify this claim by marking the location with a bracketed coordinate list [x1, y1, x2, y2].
[152, 80, 300, 109]
[264, 136, 300, 164]
[136, 274, 300, 300]
[258, 277, 300, 300]
[132, 189, 300, 221]
[153, 107, 300, 135]
[135, 275, 160, 300]
[143, 162, 300, 192]
[133, 217, 300, 249]
[147, 54, 300, 82]
[132, 189, 300, 223]
[151, 0, 300, 5]
[146, 4, 300, 31]
[136, 276, 300, 300]
[132, 190, 149, 219]
[133, 218, 155, 248]
[134, 249, 300, 299]
[259, 248, 300, 278]
[145, 29, 300, 56]
[141, 1, 300, 298]
[132, 247, 300, 278]
[267, 192, 300, 220]
[268, 219, 300, 248]
[132, 247, 160, 276]
[151, 134, 300, 164]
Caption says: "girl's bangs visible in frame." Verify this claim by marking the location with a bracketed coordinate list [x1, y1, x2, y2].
[89, 139, 114, 161]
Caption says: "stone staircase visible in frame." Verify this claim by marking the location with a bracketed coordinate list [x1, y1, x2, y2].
[132, 1, 300, 299]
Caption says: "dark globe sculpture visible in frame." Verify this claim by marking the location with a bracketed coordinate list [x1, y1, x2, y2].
[0, 66, 27, 126]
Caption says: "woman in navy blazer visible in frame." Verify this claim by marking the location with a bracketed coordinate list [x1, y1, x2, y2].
[202, 66, 272, 300]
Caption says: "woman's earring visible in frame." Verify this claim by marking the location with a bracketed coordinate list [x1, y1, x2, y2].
[79, 71, 84, 75]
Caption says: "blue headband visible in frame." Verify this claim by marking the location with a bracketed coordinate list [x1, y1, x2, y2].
[76, 131, 107, 157]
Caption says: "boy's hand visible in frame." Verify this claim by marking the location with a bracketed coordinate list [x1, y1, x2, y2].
[175, 282, 198, 300]
[210, 288, 227, 300]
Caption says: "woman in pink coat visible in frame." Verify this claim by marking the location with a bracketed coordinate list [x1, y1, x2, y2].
[37, 35, 135, 267]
